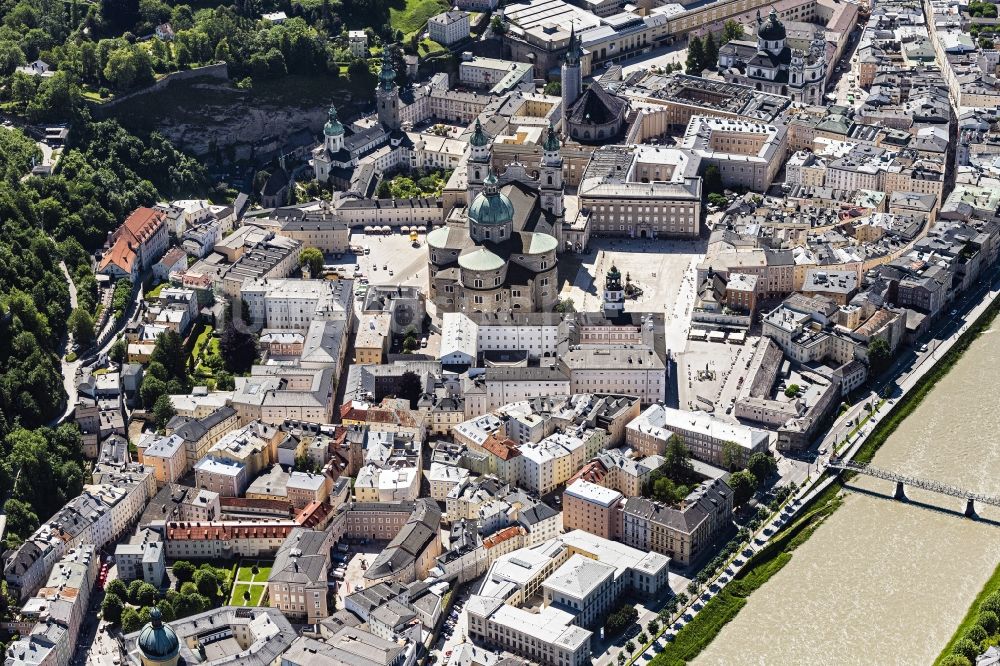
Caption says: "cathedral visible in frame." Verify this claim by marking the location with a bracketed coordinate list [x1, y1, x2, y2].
[426, 121, 565, 314]
[718, 8, 827, 104]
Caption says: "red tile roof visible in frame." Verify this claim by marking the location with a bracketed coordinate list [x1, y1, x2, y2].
[166, 521, 296, 541]
[295, 500, 331, 527]
[120, 207, 166, 244]
[483, 525, 524, 549]
[482, 433, 520, 461]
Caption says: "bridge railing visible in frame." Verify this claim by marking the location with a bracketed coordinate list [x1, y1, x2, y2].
[827, 459, 1000, 508]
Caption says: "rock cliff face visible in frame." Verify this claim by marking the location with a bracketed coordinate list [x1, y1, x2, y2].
[110, 76, 353, 161]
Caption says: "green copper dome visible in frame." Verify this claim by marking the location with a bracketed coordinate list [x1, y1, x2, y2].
[470, 119, 490, 147]
[469, 171, 514, 225]
[324, 106, 344, 136]
[379, 47, 396, 91]
[543, 123, 561, 152]
[137, 608, 179, 661]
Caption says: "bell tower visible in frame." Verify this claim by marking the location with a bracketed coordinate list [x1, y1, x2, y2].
[324, 105, 344, 153]
[377, 46, 400, 130]
[561, 26, 583, 124]
[603, 264, 625, 317]
[467, 118, 492, 205]
[539, 123, 564, 218]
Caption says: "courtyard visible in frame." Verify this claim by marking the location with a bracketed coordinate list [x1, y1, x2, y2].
[229, 560, 272, 607]
[559, 236, 706, 353]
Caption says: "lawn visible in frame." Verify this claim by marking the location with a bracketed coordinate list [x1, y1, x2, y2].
[235, 561, 272, 584]
[417, 38, 447, 57]
[389, 0, 450, 39]
[230, 583, 266, 607]
[146, 282, 167, 299]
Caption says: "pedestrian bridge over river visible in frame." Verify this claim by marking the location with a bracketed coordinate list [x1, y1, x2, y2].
[827, 458, 1000, 518]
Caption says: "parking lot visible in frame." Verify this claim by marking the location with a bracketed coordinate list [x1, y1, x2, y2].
[333, 540, 383, 601]
[430, 586, 476, 662]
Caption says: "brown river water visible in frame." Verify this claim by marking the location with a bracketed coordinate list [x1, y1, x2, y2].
[695, 325, 1000, 665]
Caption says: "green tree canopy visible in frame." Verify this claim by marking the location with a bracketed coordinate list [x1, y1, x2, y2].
[299, 247, 324, 277]
[728, 469, 757, 505]
[686, 36, 704, 75]
[102, 592, 124, 623]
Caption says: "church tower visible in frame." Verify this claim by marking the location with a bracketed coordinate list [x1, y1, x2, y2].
[603, 264, 625, 318]
[539, 123, 564, 218]
[467, 118, 492, 205]
[561, 26, 583, 124]
[377, 46, 400, 131]
[323, 105, 344, 154]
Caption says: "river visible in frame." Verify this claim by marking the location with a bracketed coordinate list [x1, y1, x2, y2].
[695, 325, 1000, 665]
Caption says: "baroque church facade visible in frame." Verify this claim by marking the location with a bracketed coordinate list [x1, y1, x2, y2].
[718, 8, 827, 104]
[426, 121, 565, 314]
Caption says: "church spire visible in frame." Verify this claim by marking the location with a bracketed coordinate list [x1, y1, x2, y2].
[566, 25, 581, 66]
[379, 45, 397, 92]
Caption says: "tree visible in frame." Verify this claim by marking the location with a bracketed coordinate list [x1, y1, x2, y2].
[722, 440, 741, 471]
[402, 325, 419, 353]
[868, 337, 890, 374]
[980, 591, 1000, 616]
[941, 656, 971, 666]
[677, 592, 689, 606]
[638, 632, 648, 645]
[121, 606, 143, 634]
[220, 299, 257, 374]
[128, 578, 146, 604]
[140, 375, 167, 409]
[152, 394, 176, 429]
[103, 45, 154, 91]
[101, 592, 124, 623]
[0, 42, 26, 76]
[151, 329, 186, 383]
[647, 619, 659, 636]
[978, 610, 998, 635]
[604, 603, 638, 636]
[543, 81, 561, 95]
[953, 639, 981, 664]
[784, 383, 800, 398]
[554, 298, 576, 313]
[708, 192, 728, 208]
[728, 470, 757, 505]
[747, 452, 777, 487]
[703, 165, 723, 196]
[686, 581, 698, 596]
[3, 499, 39, 543]
[964, 625, 988, 646]
[703, 33, 718, 71]
[173, 560, 195, 583]
[686, 36, 704, 75]
[663, 435, 694, 479]
[194, 569, 219, 599]
[110, 337, 127, 364]
[722, 20, 744, 44]
[136, 582, 158, 606]
[106, 578, 129, 601]
[156, 599, 176, 622]
[299, 247, 324, 277]
[397, 370, 422, 408]
[68, 308, 96, 345]
[625, 641, 636, 653]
